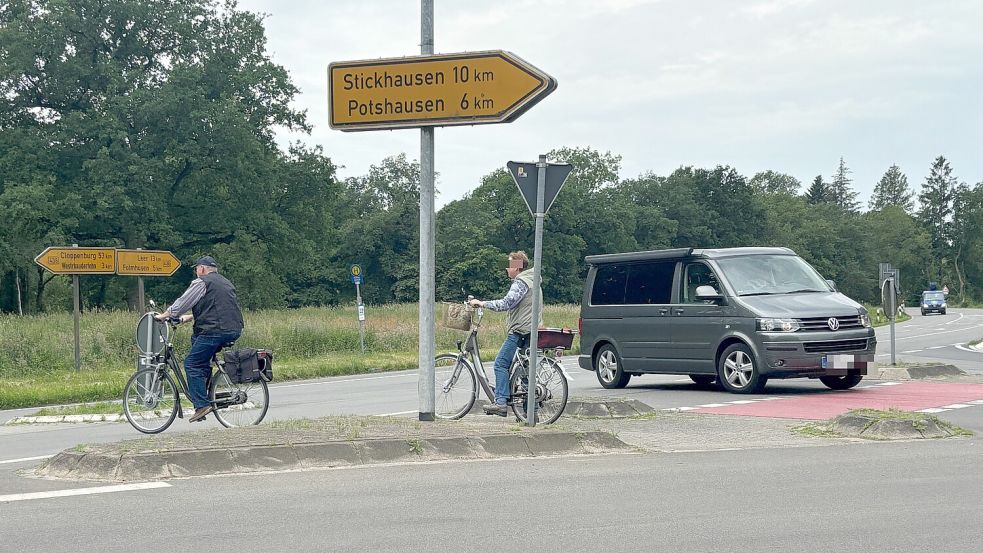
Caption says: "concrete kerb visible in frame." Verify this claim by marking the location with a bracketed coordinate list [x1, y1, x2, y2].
[874, 364, 966, 380]
[33, 431, 631, 483]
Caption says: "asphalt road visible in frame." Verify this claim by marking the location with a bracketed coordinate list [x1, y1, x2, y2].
[0, 310, 983, 528]
[872, 308, 983, 371]
[2, 439, 981, 552]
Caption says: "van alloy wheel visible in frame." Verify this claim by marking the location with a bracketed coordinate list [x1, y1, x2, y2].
[595, 345, 630, 389]
[717, 343, 766, 394]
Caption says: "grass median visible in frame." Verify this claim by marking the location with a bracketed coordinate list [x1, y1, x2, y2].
[0, 303, 580, 410]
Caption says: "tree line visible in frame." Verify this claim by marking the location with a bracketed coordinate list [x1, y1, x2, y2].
[2, 0, 981, 314]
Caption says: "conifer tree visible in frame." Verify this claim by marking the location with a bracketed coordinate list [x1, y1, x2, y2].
[869, 165, 914, 212]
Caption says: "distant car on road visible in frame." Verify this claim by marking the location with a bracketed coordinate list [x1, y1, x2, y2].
[920, 290, 947, 316]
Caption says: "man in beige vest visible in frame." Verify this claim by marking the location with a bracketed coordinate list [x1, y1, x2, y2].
[469, 251, 544, 416]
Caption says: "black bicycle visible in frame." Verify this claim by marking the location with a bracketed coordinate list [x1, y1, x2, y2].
[123, 304, 269, 433]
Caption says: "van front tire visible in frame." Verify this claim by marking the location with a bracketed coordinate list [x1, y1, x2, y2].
[595, 345, 631, 389]
[717, 343, 766, 394]
[819, 374, 863, 390]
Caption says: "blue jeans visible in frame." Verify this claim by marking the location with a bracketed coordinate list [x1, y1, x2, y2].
[185, 331, 241, 409]
[492, 333, 529, 406]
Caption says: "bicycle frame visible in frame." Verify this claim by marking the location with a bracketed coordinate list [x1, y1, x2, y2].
[137, 318, 229, 418]
[449, 307, 553, 405]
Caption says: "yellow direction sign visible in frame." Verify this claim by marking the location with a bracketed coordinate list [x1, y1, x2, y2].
[329, 50, 556, 131]
[116, 249, 181, 276]
[35, 247, 116, 274]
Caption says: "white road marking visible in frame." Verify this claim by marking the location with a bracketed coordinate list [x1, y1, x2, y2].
[876, 382, 903, 386]
[0, 455, 52, 465]
[901, 350, 923, 354]
[955, 345, 981, 354]
[941, 404, 972, 409]
[374, 410, 417, 417]
[917, 408, 947, 413]
[945, 313, 966, 325]
[696, 403, 728, 408]
[0, 482, 171, 503]
[927, 346, 946, 350]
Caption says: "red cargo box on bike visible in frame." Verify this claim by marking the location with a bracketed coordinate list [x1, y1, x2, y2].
[537, 327, 575, 349]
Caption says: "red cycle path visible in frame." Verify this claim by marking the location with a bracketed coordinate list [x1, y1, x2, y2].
[690, 382, 983, 420]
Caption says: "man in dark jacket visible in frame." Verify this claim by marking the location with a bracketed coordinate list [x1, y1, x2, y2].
[156, 255, 244, 422]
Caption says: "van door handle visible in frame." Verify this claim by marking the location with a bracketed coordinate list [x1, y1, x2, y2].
[673, 308, 685, 315]
[659, 308, 669, 316]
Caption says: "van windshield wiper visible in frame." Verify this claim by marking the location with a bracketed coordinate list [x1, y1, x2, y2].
[785, 288, 825, 294]
[739, 292, 776, 297]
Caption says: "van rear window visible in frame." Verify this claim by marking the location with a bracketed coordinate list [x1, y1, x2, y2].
[591, 265, 628, 305]
[591, 261, 675, 305]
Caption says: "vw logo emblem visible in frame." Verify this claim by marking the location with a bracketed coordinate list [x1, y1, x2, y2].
[827, 317, 840, 331]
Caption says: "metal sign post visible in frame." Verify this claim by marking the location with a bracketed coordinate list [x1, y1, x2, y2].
[328, 1, 557, 422]
[351, 265, 366, 353]
[880, 266, 898, 366]
[417, 0, 436, 422]
[509, 156, 573, 426]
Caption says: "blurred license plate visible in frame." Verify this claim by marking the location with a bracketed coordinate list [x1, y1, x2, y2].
[822, 354, 872, 369]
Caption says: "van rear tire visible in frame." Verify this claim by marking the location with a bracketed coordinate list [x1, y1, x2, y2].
[594, 345, 631, 389]
[717, 343, 766, 394]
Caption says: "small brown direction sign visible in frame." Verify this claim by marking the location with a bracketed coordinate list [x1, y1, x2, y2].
[35, 247, 117, 274]
[329, 50, 556, 131]
[116, 249, 181, 276]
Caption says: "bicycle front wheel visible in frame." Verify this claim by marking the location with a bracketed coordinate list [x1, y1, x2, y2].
[434, 353, 477, 419]
[123, 367, 180, 433]
[510, 356, 569, 425]
[209, 372, 270, 428]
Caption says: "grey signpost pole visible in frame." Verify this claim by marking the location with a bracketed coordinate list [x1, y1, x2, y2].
[136, 247, 146, 313]
[418, 0, 436, 421]
[889, 275, 897, 366]
[72, 244, 81, 372]
[527, 155, 548, 427]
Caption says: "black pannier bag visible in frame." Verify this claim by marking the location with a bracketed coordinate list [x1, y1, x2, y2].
[223, 348, 273, 383]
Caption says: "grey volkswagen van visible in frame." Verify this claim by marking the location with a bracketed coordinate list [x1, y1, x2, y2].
[578, 247, 876, 393]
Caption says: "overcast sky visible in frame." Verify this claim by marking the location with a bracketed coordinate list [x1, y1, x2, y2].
[236, 0, 983, 209]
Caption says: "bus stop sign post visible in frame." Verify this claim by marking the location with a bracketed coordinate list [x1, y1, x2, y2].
[352, 265, 365, 353]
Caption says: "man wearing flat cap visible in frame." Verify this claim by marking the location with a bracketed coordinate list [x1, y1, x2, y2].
[156, 255, 244, 422]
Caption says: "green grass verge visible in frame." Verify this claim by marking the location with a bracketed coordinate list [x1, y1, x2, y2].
[792, 408, 973, 438]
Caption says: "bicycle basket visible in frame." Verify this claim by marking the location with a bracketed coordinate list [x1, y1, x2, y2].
[537, 328, 575, 349]
[440, 302, 472, 331]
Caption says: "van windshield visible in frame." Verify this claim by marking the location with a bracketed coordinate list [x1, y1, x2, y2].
[715, 255, 832, 296]
[923, 291, 944, 301]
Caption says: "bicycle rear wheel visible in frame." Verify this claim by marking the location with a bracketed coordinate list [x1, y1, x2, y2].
[510, 356, 568, 425]
[123, 367, 180, 433]
[209, 371, 270, 428]
[434, 353, 477, 419]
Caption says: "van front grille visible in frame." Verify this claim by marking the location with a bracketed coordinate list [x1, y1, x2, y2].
[799, 316, 863, 331]
[803, 339, 870, 353]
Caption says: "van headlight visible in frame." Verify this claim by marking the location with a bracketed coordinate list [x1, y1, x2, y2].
[942, 302, 947, 308]
[757, 318, 800, 332]
[859, 311, 871, 327]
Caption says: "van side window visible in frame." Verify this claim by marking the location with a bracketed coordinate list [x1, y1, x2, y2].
[683, 262, 720, 303]
[624, 261, 674, 304]
[591, 264, 628, 305]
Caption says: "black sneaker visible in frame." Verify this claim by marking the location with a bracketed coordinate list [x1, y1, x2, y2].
[482, 403, 508, 417]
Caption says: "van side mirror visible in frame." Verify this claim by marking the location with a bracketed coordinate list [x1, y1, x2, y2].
[695, 285, 723, 302]
[826, 279, 837, 292]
